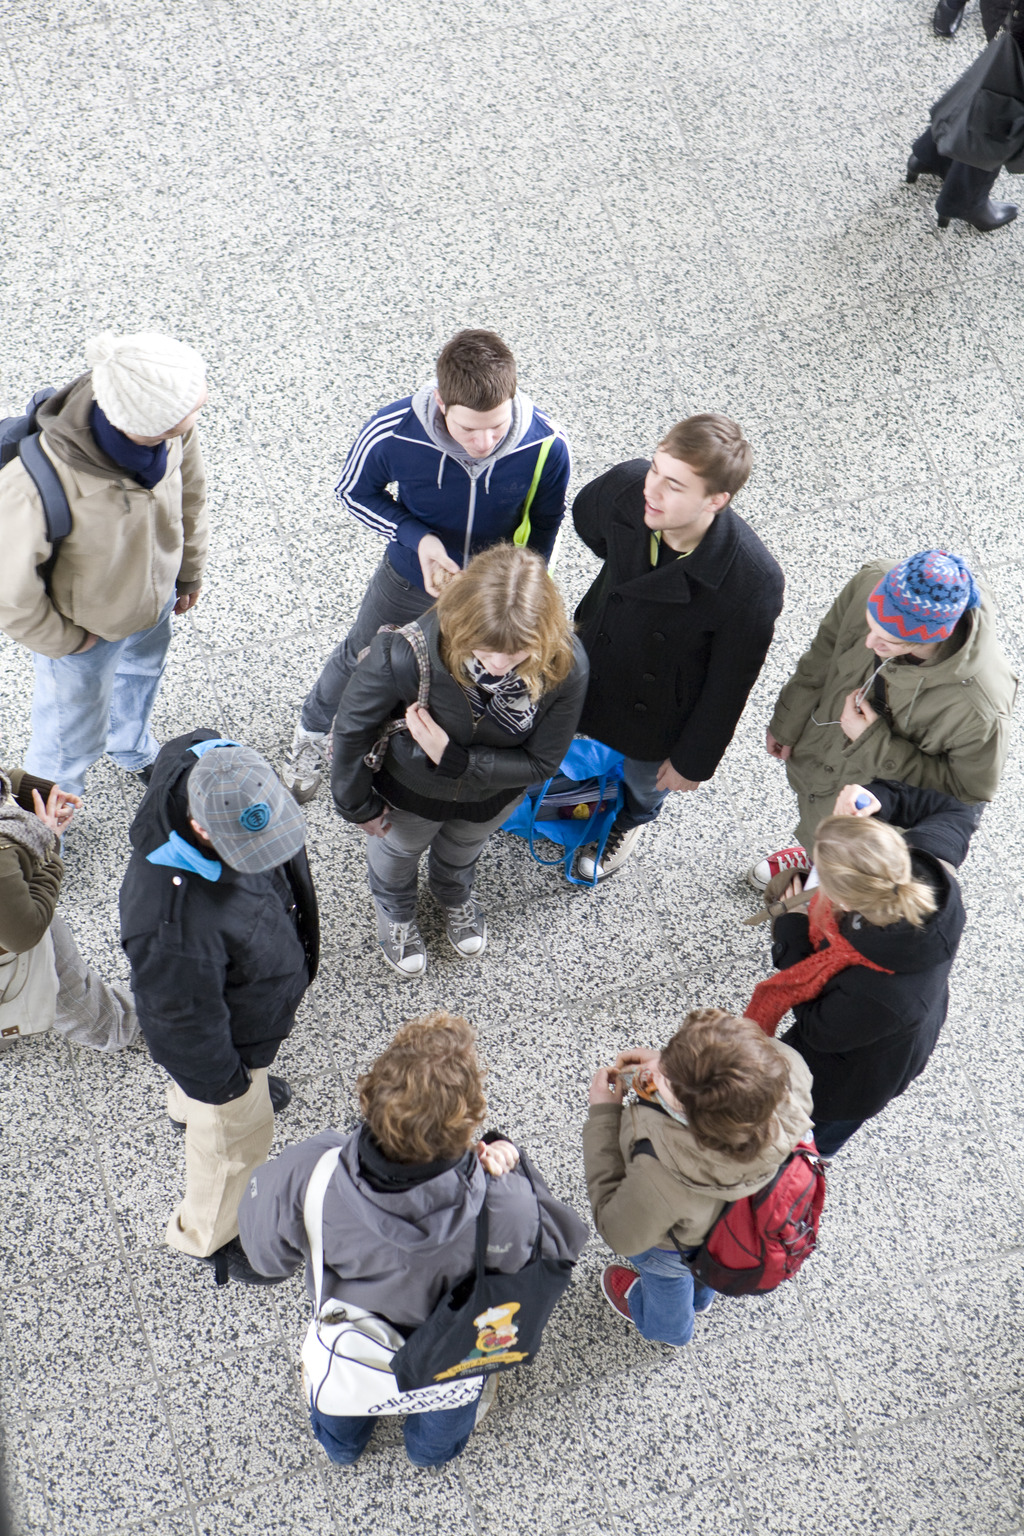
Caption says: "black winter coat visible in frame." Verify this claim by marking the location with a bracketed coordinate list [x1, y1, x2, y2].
[119, 730, 319, 1104]
[331, 609, 589, 824]
[773, 782, 972, 1123]
[572, 461, 784, 779]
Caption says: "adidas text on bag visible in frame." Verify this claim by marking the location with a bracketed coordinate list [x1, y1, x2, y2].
[685, 1141, 827, 1296]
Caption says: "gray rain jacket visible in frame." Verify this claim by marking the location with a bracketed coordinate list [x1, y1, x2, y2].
[237, 1128, 590, 1329]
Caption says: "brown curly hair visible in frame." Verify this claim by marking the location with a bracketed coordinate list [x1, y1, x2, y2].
[357, 1011, 487, 1164]
[658, 1008, 791, 1163]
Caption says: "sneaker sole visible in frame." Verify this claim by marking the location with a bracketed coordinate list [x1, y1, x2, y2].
[285, 778, 321, 806]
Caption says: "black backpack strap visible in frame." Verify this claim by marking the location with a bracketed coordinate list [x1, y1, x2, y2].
[19, 432, 72, 549]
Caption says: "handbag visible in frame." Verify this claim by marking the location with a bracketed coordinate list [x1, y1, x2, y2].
[391, 1150, 575, 1391]
[501, 737, 625, 886]
[0, 928, 58, 1041]
[299, 1146, 484, 1417]
[930, 15, 1024, 169]
[360, 621, 431, 773]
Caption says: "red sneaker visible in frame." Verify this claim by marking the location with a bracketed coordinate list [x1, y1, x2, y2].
[748, 844, 809, 893]
[601, 1264, 639, 1324]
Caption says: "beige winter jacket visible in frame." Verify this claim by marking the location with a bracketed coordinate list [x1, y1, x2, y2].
[769, 560, 1018, 846]
[582, 1040, 814, 1256]
[0, 374, 208, 657]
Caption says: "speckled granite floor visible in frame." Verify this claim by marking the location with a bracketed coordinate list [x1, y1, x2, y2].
[2, 0, 1024, 1532]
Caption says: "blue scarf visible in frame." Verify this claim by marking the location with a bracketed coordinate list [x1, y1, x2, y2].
[90, 403, 168, 489]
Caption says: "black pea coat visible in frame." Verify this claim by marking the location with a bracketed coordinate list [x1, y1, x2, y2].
[119, 729, 319, 1105]
[773, 782, 972, 1123]
[572, 460, 784, 780]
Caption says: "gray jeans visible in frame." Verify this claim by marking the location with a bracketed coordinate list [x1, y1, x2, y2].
[365, 799, 524, 922]
[52, 912, 140, 1053]
[301, 555, 433, 735]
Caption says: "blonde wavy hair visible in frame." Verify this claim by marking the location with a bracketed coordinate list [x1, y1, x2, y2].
[357, 1011, 487, 1164]
[436, 544, 575, 701]
[812, 815, 938, 929]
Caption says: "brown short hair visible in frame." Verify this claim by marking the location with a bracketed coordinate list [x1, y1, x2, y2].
[358, 1011, 487, 1164]
[657, 414, 753, 499]
[436, 544, 576, 701]
[813, 815, 938, 929]
[658, 1008, 790, 1163]
[436, 330, 517, 411]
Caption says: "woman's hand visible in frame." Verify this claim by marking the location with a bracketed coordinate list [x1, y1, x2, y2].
[405, 703, 450, 765]
[32, 785, 80, 835]
[358, 811, 392, 839]
[589, 1066, 623, 1106]
[832, 783, 881, 818]
[476, 1139, 520, 1177]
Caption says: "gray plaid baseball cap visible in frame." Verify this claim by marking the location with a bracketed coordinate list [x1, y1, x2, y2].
[187, 745, 306, 874]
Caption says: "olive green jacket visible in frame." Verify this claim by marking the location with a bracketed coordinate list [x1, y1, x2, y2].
[582, 1041, 814, 1256]
[770, 561, 1018, 845]
[0, 770, 63, 953]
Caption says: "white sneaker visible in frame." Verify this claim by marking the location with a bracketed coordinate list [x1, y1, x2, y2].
[281, 723, 329, 805]
[576, 821, 643, 882]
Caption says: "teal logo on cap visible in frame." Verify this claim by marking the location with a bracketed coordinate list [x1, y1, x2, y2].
[239, 802, 271, 832]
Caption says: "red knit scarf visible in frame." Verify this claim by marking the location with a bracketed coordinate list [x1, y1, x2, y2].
[745, 892, 893, 1035]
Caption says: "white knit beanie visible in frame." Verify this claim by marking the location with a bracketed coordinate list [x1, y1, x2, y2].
[84, 330, 207, 436]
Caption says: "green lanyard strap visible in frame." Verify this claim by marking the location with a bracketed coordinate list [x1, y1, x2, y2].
[512, 436, 555, 548]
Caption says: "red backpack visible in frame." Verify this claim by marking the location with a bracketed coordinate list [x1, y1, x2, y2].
[685, 1141, 827, 1296]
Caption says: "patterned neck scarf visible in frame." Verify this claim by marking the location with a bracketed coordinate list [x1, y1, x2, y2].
[462, 657, 538, 737]
[745, 891, 893, 1035]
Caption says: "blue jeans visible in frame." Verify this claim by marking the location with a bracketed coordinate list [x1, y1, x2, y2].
[25, 599, 175, 797]
[301, 555, 432, 734]
[812, 1118, 865, 1158]
[310, 1386, 482, 1468]
[626, 1245, 715, 1346]
[617, 757, 670, 831]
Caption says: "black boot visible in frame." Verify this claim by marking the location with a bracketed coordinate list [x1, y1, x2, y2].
[937, 199, 1018, 230]
[932, 0, 967, 36]
[196, 1237, 288, 1287]
[907, 153, 947, 183]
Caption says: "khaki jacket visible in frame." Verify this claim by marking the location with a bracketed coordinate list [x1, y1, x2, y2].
[0, 374, 208, 657]
[582, 1040, 814, 1256]
[770, 561, 1018, 846]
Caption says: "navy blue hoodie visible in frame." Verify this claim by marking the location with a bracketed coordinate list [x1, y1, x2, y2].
[334, 383, 570, 590]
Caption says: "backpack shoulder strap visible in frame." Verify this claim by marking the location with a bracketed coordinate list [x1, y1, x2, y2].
[19, 433, 72, 548]
[396, 620, 430, 708]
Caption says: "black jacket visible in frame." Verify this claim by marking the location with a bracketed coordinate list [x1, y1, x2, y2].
[773, 782, 972, 1123]
[331, 609, 589, 824]
[572, 461, 784, 778]
[119, 729, 319, 1104]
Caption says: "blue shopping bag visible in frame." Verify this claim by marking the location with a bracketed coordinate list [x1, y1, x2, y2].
[501, 738, 625, 887]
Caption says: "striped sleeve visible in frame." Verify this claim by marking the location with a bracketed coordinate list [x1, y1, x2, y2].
[333, 404, 408, 540]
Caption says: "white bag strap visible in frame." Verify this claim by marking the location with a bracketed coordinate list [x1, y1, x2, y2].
[302, 1146, 344, 1315]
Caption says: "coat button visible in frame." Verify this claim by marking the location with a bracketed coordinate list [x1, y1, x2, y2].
[642, 672, 656, 683]
[597, 632, 609, 643]
[652, 632, 665, 643]
[883, 759, 896, 769]
[824, 765, 834, 774]
[634, 702, 648, 713]
[611, 593, 623, 604]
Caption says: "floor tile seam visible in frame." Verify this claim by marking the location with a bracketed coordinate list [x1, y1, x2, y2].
[66, 1046, 208, 1524]
[664, 1349, 761, 1534]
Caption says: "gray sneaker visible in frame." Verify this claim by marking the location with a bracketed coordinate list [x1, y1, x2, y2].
[444, 896, 487, 957]
[281, 722, 329, 805]
[375, 904, 427, 979]
[576, 821, 643, 882]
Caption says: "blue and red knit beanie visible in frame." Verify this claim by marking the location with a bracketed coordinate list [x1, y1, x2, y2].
[867, 550, 980, 644]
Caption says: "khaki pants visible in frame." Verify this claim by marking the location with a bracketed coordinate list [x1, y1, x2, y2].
[165, 1068, 274, 1258]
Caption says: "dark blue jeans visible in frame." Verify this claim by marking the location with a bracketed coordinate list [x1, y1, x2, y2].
[617, 756, 670, 831]
[626, 1244, 715, 1346]
[812, 1119, 865, 1158]
[310, 1386, 482, 1468]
